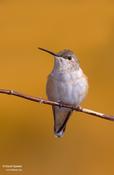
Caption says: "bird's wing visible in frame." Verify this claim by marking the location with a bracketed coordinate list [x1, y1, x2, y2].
[52, 106, 72, 137]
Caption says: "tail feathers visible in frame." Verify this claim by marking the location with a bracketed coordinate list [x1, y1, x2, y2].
[55, 130, 64, 138]
[54, 127, 66, 138]
[52, 106, 72, 138]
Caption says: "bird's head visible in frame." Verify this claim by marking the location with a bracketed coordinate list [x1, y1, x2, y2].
[38, 47, 79, 72]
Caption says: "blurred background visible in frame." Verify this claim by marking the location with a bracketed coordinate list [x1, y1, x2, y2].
[0, 0, 114, 174]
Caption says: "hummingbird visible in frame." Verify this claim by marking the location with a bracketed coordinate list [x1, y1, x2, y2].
[39, 47, 88, 137]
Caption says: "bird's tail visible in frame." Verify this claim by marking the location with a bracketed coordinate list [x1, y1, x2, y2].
[52, 106, 72, 138]
[54, 127, 66, 138]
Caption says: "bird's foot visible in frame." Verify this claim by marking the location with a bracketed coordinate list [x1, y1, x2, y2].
[76, 106, 82, 111]
[58, 101, 64, 108]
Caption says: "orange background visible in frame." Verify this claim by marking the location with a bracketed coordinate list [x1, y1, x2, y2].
[0, 0, 114, 175]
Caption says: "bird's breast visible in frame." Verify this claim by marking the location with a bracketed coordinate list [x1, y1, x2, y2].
[46, 68, 88, 106]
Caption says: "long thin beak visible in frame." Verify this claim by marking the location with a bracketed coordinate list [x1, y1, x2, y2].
[38, 47, 59, 57]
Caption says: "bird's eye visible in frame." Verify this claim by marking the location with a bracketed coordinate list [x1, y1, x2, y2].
[67, 56, 72, 60]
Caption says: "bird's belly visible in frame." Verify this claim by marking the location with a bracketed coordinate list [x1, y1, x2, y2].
[46, 74, 88, 106]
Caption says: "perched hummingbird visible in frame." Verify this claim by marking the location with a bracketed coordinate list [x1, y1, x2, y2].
[39, 48, 88, 137]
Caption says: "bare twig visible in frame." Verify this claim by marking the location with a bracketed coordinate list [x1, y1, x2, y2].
[0, 89, 114, 121]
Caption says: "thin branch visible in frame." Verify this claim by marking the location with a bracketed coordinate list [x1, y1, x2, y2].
[0, 89, 114, 121]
